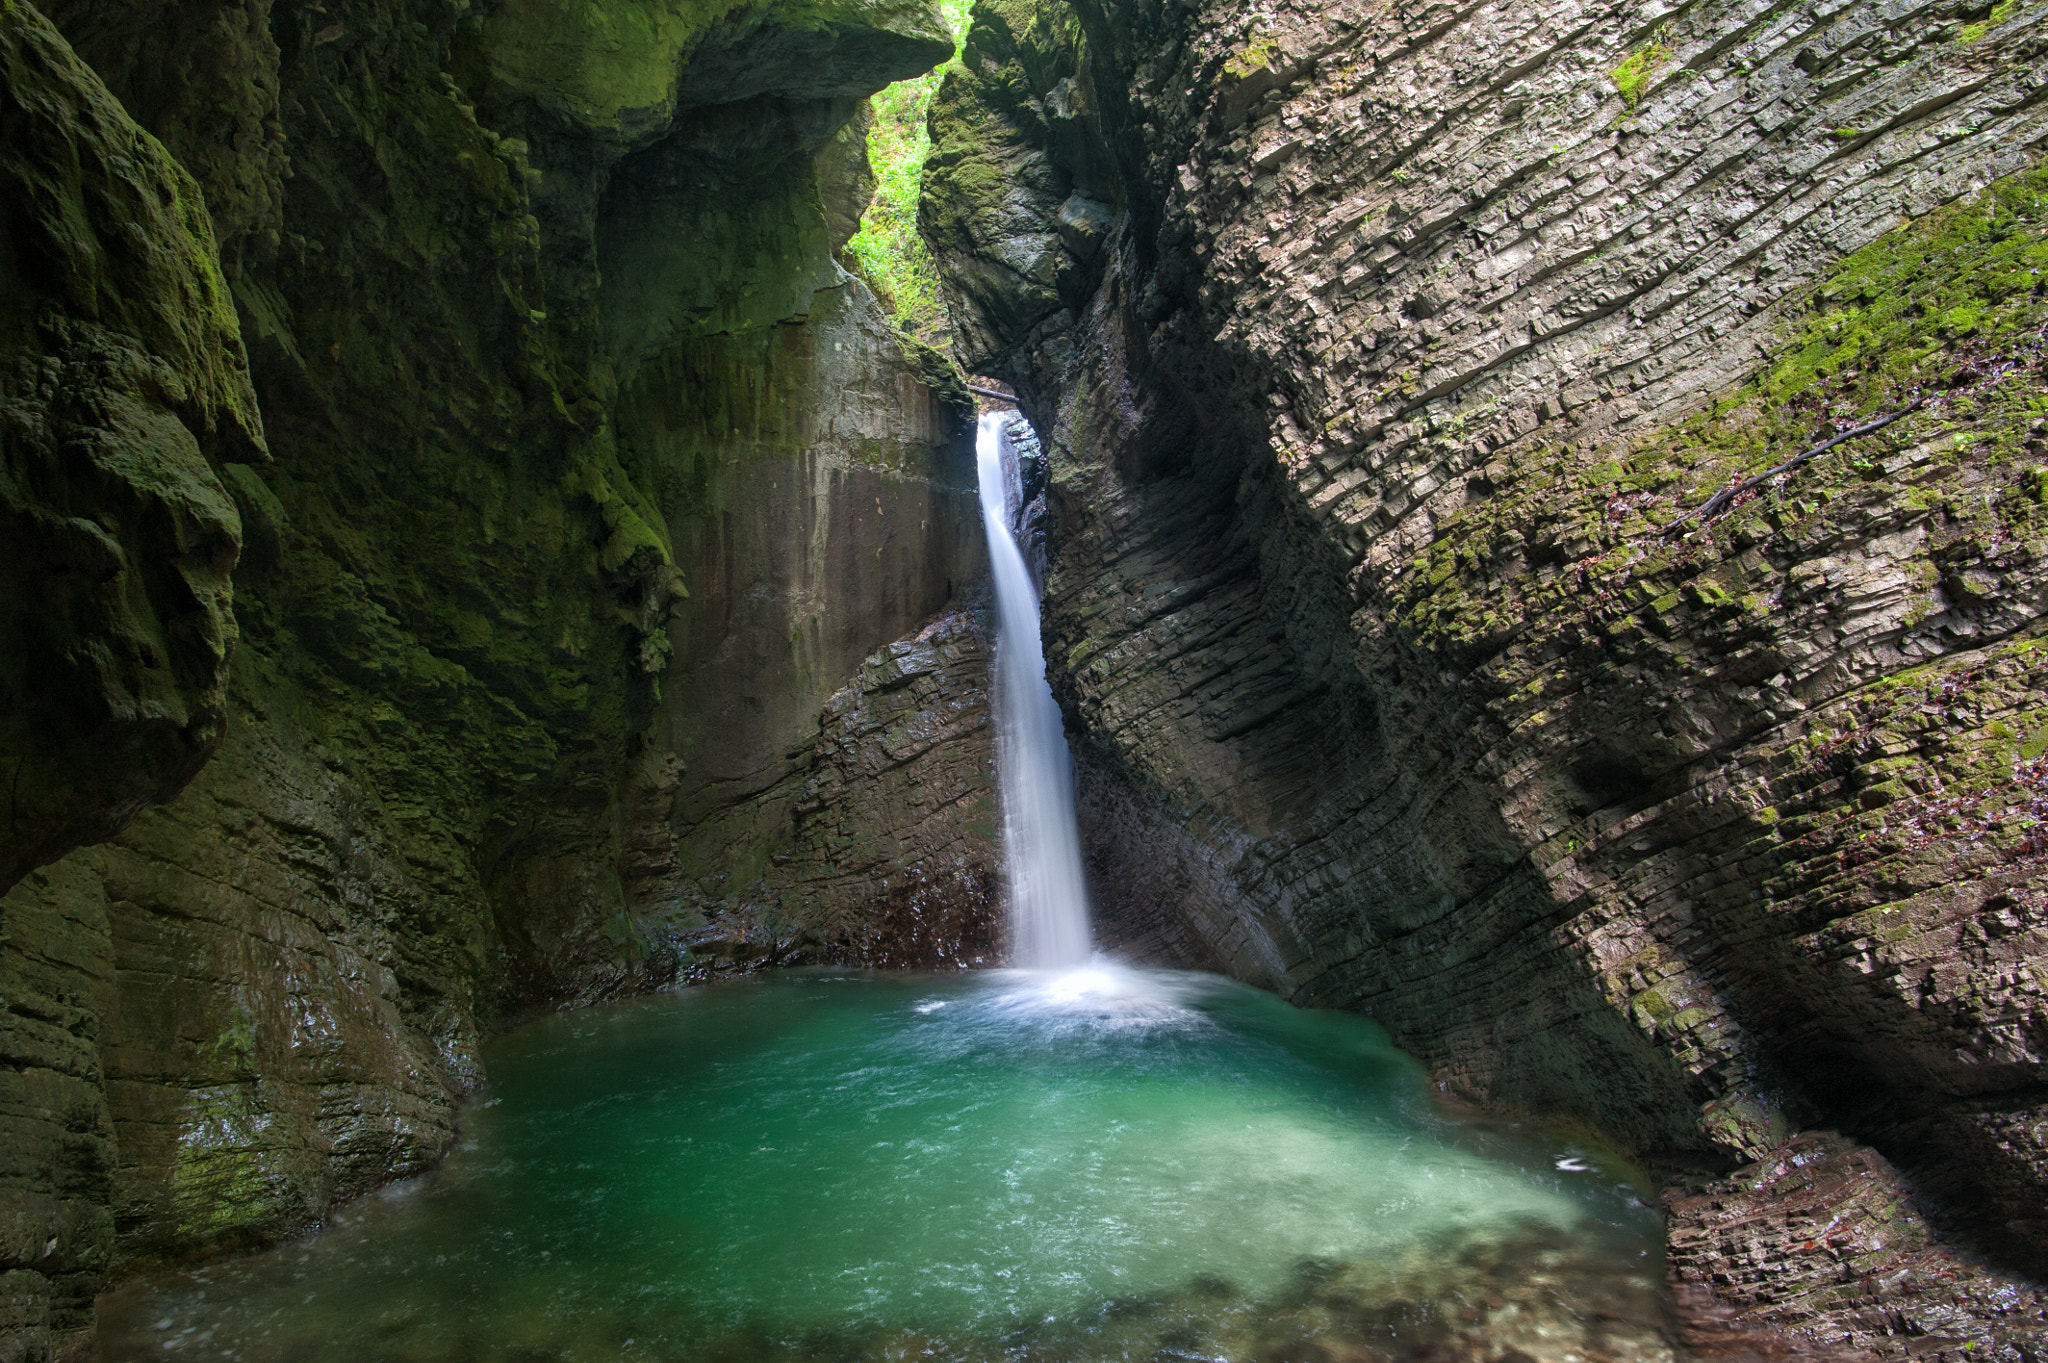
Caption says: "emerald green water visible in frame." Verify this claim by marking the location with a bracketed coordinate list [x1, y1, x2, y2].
[100, 968, 1672, 1363]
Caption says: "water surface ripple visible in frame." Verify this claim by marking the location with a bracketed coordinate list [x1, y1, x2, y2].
[101, 967, 1674, 1363]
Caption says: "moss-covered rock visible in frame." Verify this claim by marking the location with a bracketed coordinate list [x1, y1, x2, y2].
[0, 5, 269, 1350]
[0, 0, 263, 896]
[37, 0, 286, 280]
[480, 0, 951, 138]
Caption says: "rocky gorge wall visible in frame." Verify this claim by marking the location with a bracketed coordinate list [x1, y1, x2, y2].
[924, 0, 2048, 1349]
[612, 279, 998, 974]
[0, 0, 1000, 1355]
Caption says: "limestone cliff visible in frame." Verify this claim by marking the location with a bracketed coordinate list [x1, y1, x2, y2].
[924, 0, 2048, 1346]
[0, 0, 995, 1354]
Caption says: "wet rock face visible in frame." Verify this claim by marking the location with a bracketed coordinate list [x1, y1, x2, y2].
[34, 0, 284, 281]
[6, 715, 481, 1275]
[0, 7, 265, 1352]
[792, 605, 999, 967]
[1668, 1132, 2048, 1359]
[924, 0, 2048, 1339]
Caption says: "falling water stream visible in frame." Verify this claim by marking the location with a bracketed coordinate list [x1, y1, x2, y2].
[976, 412, 1093, 968]
[97, 414, 1674, 1363]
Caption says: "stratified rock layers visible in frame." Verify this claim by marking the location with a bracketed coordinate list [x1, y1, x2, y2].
[625, 599, 1000, 973]
[923, 0, 2048, 1344]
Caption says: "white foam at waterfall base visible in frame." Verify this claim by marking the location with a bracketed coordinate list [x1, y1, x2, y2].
[977, 411, 1093, 969]
[972, 962, 1213, 1037]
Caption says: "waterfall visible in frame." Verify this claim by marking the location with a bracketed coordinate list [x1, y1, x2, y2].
[976, 411, 1093, 968]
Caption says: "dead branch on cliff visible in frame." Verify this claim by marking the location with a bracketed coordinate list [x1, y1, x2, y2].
[1663, 396, 1927, 536]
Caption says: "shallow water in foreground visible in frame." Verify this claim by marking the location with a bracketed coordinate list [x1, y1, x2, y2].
[101, 968, 1674, 1363]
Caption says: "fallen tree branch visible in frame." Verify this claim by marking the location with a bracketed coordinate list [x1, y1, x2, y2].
[966, 383, 1019, 404]
[1663, 395, 1925, 535]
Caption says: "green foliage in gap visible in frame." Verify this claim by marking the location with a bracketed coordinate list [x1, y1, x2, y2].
[845, 0, 973, 348]
[1957, 0, 2022, 43]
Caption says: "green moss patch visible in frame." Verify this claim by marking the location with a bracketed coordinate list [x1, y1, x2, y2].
[1958, 0, 2025, 42]
[845, 0, 974, 346]
[1611, 33, 1673, 111]
[1385, 159, 2048, 958]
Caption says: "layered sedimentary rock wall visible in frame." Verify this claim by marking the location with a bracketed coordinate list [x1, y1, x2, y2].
[924, 0, 2048, 1345]
[0, 0, 997, 1354]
